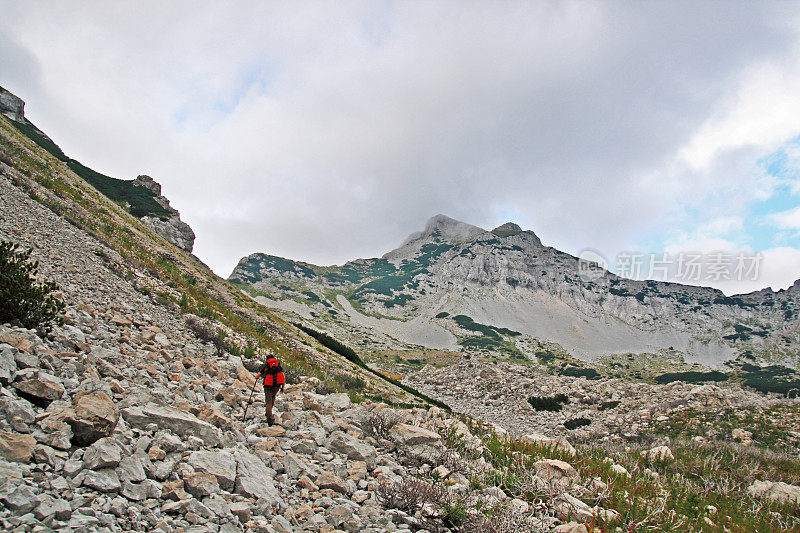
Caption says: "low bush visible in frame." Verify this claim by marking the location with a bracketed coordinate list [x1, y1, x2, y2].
[654, 370, 729, 384]
[560, 365, 600, 379]
[363, 409, 400, 440]
[564, 417, 591, 430]
[283, 367, 303, 385]
[527, 393, 568, 411]
[0, 240, 64, 333]
[336, 373, 366, 391]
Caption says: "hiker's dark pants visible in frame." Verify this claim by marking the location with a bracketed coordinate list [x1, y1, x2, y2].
[264, 385, 281, 425]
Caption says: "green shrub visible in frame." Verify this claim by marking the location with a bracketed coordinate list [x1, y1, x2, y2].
[0, 241, 64, 333]
[527, 393, 568, 411]
[336, 373, 366, 391]
[564, 417, 591, 430]
[283, 367, 303, 385]
[560, 366, 600, 379]
[654, 370, 729, 384]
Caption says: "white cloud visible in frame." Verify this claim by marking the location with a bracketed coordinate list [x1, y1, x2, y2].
[767, 206, 800, 232]
[1, 1, 800, 287]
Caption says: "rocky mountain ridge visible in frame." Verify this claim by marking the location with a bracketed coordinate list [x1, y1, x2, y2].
[230, 215, 800, 369]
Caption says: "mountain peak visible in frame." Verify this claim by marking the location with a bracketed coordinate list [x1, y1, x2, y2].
[491, 222, 522, 237]
[400, 214, 486, 246]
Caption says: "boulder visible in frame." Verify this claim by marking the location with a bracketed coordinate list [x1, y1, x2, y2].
[390, 423, 441, 446]
[0, 484, 38, 513]
[12, 376, 64, 405]
[234, 449, 281, 504]
[82, 469, 121, 493]
[520, 432, 576, 455]
[640, 445, 674, 462]
[117, 454, 147, 483]
[187, 450, 237, 491]
[67, 390, 120, 446]
[34, 495, 72, 521]
[0, 333, 33, 353]
[748, 480, 800, 505]
[532, 459, 580, 489]
[321, 393, 351, 411]
[326, 430, 377, 469]
[316, 471, 349, 494]
[281, 450, 316, 480]
[555, 493, 595, 522]
[82, 437, 122, 470]
[0, 346, 16, 384]
[229, 501, 251, 522]
[0, 430, 36, 463]
[121, 404, 222, 447]
[197, 403, 229, 428]
[183, 472, 220, 498]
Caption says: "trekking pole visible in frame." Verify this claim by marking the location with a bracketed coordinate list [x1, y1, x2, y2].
[242, 376, 259, 421]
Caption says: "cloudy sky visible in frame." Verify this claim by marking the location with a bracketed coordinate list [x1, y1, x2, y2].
[2, 1, 800, 295]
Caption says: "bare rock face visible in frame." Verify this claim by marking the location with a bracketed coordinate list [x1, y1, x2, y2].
[140, 215, 195, 252]
[131, 175, 161, 195]
[0, 86, 25, 122]
[132, 175, 196, 252]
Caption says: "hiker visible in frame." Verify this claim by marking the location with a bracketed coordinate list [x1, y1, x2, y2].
[254, 356, 285, 425]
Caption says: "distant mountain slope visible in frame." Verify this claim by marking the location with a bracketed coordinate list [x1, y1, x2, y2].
[230, 214, 800, 367]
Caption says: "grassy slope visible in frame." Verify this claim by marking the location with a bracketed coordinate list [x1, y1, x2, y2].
[7, 118, 170, 219]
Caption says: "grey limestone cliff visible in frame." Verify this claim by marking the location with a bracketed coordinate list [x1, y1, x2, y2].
[132, 175, 195, 253]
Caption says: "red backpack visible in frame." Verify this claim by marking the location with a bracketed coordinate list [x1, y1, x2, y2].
[262, 357, 285, 387]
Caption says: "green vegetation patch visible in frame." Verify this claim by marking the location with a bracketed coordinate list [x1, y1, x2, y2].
[560, 365, 600, 380]
[10, 119, 170, 219]
[651, 405, 800, 452]
[458, 336, 524, 359]
[465, 422, 800, 532]
[10, 120, 67, 161]
[654, 370, 729, 384]
[737, 363, 800, 397]
[452, 315, 521, 339]
[0, 240, 65, 333]
[564, 417, 591, 430]
[350, 245, 451, 307]
[527, 393, 568, 411]
[236, 254, 317, 281]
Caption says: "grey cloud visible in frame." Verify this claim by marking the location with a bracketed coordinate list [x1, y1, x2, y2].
[1, 1, 799, 280]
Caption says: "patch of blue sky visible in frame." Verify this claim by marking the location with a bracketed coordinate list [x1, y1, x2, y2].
[744, 139, 800, 248]
[361, 0, 394, 47]
[170, 65, 276, 129]
[212, 65, 275, 115]
[633, 139, 800, 257]
[495, 206, 522, 224]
